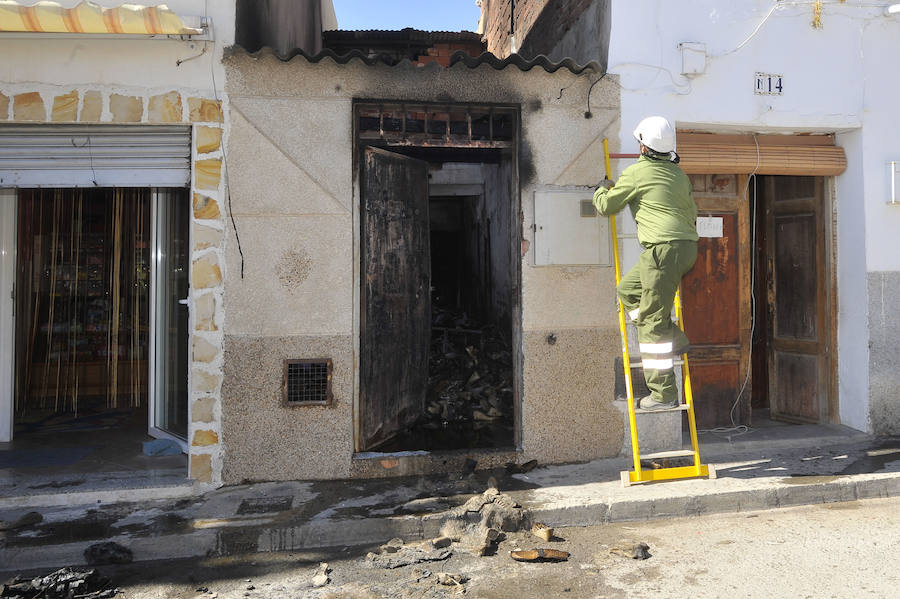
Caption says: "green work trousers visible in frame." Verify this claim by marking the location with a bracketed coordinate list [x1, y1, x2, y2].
[617, 240, 698, 403]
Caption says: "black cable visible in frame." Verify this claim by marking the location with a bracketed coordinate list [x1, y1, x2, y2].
[207, 39, 245, 278]
[584, 72, 607, 119]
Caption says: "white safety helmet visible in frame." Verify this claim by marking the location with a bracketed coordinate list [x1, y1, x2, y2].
[633, 116, 676, 153]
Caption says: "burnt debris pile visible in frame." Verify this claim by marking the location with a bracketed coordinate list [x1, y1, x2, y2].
[421, 309, 514, 448]
[379, 308, 514, 451]
[2, 568, 117, 599]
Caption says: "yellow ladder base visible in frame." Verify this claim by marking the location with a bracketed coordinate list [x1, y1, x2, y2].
[620, 464, 717, 486]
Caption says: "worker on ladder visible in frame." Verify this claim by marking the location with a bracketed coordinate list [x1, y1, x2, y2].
[593, 116, 698, 411]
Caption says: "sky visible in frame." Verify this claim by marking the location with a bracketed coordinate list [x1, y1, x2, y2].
[331, 0, 482, 32]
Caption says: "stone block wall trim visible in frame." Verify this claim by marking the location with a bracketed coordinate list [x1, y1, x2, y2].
[0, 85, 229, 488]
[80, 91, 102, 122]
[109, 93, 143, 123]
[148, 91, 183, 123]
[189, 97, 224, 123]
[51, 90, 79, 122]
[193, 193, 222, 220]
[13, 92, 45, 121]
[194, 159, 223, 191]
[196, 126, 223, 154]
[189, 453, 213, 483]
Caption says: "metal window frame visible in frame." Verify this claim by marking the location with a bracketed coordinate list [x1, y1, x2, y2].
[282, 358, 334, 407]
[355, 101, 518, 149]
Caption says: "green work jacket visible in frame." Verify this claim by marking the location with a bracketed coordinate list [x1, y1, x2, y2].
[593, 155, 698, 246]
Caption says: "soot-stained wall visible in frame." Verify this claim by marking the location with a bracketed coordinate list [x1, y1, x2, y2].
[222, 50, 623, 481]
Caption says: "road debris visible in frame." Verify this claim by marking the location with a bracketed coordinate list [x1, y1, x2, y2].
[1, 567, 117, 599]
[365, 541, 452, 569]
[509, 548, 570, 563]
[83, 541, 133, 565]
[439, 488, 531, 556]
[427, 536, 452, 550]
[436, 572, 469, 586]
[310, 563, 330, 587]
[609, 542, 652, 560]
[505, 459, 539, 474]
[0, 511, 43, 531]
[531, 522, 553, 542]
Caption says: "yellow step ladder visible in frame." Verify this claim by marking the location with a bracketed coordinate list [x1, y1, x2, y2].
[602, 138, 716, 487]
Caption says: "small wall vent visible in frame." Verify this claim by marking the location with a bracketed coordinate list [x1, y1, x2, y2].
[283, 359, 333, 406]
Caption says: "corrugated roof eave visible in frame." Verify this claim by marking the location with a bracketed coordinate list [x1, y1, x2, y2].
[227, 46, 601, 75]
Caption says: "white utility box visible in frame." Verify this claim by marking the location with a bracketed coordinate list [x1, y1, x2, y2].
[533, 187, 611, 266]
[679, 42, 707, 76]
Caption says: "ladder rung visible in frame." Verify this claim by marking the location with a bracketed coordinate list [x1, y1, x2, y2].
[641, 449, 695, 460]
[627, 359, 685, 368]
[634, 403, 690, 414]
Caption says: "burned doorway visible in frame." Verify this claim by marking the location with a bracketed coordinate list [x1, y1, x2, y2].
[357, 103, 519, 452]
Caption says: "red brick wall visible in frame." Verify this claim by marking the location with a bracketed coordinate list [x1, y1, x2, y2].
[481, 0, 594, 59]
[482, 0, 549, 58]
[415, 40, 486, 67]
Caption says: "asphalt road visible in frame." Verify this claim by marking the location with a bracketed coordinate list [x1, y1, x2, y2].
[17, 496, 900, 599]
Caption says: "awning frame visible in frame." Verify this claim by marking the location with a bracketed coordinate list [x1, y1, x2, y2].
[0, 1, 212, 40]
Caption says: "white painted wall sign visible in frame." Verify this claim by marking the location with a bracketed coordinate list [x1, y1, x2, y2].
[697, 216, 723, 238]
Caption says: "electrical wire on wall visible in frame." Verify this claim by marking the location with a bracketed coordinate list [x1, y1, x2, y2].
[698, 134, 761, 440]
[605, 62, 693, 96]
[175, 10, 246, 279]
[207, 42, 245, 279]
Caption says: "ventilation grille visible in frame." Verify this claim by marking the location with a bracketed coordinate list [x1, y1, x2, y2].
[580, 199, 597, 217]
[283, 359, 333, 406]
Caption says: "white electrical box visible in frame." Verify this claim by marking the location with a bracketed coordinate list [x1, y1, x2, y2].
[679, 42, 706, 76]
[533, 187, 611, 266]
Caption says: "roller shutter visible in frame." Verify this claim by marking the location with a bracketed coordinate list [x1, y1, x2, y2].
[678, 133, 847, 176]
[0, 124, 191, 188]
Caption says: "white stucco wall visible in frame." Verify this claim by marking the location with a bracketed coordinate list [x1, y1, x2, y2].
[607, 0, 900, 432]
[0, 1, 234, 92]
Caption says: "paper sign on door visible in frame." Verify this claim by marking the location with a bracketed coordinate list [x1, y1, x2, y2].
[696, 216, 723, 238]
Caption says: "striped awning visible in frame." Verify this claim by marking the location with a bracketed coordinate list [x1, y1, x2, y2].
[0, 1, 204, 35]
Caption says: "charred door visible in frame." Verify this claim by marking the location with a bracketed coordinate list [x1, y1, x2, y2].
[360, 147, 431, 450]
[681, 175, 752, 429]
[764, 176, 828, 423]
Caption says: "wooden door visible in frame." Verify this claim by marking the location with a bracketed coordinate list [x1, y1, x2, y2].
[359, 147, 431, 450]
[765, 176, 828, 423]
[681, 175, 752, 429]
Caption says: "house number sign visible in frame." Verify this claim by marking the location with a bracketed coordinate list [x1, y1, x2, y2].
[755, 72, 783, 95]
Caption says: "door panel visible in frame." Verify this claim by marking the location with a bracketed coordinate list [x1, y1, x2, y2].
[773, 213, 817, 340]
[0, 190, 14, 442]
[360, 147, 430, 451]
[774, 352, 819, 421]
[689, 362, 740, 430]
[681, 175, 752, 427]
[765, 176, 827, 423]
[150, 188, 189, 442]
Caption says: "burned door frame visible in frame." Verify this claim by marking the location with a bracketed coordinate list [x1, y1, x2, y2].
[358, 147, 431, 450]
[351, 100, 523, 453]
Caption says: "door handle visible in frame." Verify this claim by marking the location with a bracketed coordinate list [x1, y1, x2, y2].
[177, 298, 189, 306]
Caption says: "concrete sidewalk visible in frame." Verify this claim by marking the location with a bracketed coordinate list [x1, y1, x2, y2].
[2, 425, 900, 573]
